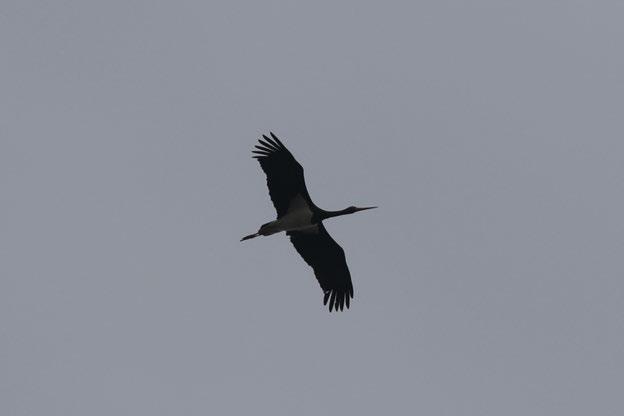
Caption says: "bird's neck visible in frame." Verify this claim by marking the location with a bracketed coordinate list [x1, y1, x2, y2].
[319, 208, 352, 220]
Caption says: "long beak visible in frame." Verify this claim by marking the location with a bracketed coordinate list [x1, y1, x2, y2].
[354, 206, 378, 212]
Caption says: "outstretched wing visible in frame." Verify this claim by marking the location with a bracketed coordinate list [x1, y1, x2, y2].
[288, 223, 354, 312]
[252, 132, 313, 218]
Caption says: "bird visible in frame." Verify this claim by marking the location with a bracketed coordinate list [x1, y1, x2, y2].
[241, 132, 376, 312]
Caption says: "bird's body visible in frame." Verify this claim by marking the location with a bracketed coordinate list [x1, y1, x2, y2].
[261, 195, 315, 235]
[242, 133, 376, 312]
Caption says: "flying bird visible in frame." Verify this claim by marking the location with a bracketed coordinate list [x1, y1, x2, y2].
[241, 132, 376, 312]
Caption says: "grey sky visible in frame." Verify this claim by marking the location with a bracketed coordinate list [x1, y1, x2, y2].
[2, 1, 623, 415]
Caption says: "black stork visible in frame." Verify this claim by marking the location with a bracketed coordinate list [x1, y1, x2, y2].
[241, 132, 376, 312]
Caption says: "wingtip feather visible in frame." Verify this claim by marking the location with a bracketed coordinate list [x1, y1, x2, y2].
[262, 134, 281, 150]
[269, 132, 285, 149]
[260, 136, 279, 150]
[329, 291, 337, 312]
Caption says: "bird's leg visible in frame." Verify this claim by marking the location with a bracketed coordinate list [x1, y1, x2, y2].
[240, 232, 260, 241]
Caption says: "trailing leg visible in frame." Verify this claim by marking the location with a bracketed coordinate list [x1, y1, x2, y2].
[240, 232, 260, 241]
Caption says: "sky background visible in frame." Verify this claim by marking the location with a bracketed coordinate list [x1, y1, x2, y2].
[2, 1, 623, 415]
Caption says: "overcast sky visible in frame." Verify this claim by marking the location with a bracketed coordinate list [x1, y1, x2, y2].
[2, 1, 623, 415]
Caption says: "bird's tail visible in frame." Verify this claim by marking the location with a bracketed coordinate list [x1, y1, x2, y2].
[240, 232, 260, 242]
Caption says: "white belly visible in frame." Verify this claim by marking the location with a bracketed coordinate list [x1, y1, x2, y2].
[274, 210, 314, 232]
[260, 194, 316, 235]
